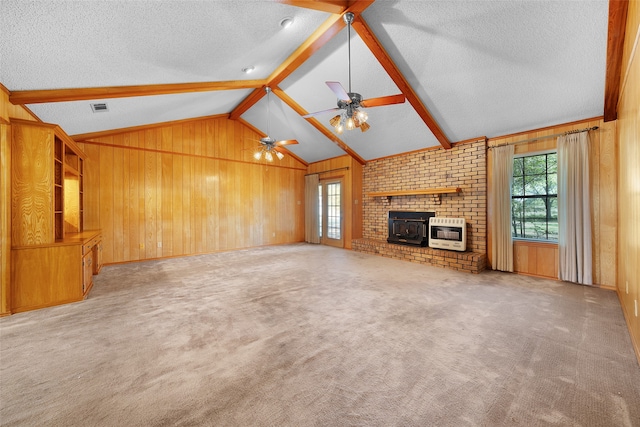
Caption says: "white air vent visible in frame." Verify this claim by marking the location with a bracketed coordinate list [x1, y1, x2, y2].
[90, 103, 109, 113]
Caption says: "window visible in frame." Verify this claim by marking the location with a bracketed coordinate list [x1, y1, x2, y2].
[326, 182, 341, 240]
[511, 152, 558, 241]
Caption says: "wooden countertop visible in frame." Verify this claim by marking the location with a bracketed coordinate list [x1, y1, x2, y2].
[12, 229, 101, 250]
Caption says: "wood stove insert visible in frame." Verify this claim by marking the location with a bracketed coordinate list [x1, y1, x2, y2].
[387, 211, 436, 247]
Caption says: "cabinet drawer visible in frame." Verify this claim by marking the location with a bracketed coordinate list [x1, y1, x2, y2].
[82, 234, 102, 255]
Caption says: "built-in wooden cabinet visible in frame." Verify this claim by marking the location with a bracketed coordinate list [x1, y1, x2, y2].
[10, 119, 101, 313]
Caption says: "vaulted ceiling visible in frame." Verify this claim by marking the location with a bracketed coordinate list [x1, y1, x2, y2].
[1, 1, 620, 165]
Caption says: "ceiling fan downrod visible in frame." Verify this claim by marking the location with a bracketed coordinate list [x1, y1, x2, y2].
[344, 12, 354, 94]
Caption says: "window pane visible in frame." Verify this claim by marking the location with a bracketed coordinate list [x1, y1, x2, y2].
[513, 157, 524, 176]
[524, 155, 546, 175]
[523, 198, 547, 239]
[524, 174, 547, 195]
[548, 197, 558, 240]
[326, 182, 341, 240]
[512, 176, 524, 196]
[548, 172, 557, 194]
[547, 153, 557, 173]
[511, 198, 525, 238]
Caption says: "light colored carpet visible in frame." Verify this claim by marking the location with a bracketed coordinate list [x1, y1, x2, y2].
[1, 243, 639, 426]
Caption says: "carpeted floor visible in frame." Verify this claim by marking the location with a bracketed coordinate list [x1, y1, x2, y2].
[1, 243, 639, 426]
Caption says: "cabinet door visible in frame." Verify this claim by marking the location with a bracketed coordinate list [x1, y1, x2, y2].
[11, 123, 55, 245]
[92, 240, 102, 275]
[83, 252, 93, 295]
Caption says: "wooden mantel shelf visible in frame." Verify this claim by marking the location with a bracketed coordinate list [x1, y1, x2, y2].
[367, 187, 461, 198]
[366, 187, 461, 205]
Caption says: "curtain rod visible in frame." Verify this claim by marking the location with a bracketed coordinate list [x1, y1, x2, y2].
[305, 167, 349, 176]
[488, 126, 599, 149]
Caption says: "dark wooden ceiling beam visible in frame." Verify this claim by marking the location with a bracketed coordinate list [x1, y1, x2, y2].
[9, 80, 265, 105]
[272, 87, 366, 165]
[603, 0, 629, 122]
[351, 17, 452, 149]
[229, 13, 345, 120]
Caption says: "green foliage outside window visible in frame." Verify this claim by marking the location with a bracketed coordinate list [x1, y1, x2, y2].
[511, 153, 558, 241]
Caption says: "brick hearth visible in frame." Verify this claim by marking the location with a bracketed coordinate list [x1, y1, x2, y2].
[352, 238, 487, 274]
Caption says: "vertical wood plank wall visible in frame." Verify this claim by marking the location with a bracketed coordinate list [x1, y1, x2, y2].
[307, 155, 363, 249]
[487, 117, 618, 287]
[0, 123, 11, 316]
[616, 0, 639, 361]
[77, 116, 306, 265]
[0, 88, 39, 316]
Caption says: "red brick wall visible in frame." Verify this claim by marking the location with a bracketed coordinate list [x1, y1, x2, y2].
[362, 139, 487, 254]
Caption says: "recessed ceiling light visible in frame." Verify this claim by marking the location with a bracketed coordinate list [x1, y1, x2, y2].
[280, 17, 294, 29]
[242, 66, 255, 74]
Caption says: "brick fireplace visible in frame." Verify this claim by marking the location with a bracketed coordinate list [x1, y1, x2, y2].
[352, 139, 487, 273]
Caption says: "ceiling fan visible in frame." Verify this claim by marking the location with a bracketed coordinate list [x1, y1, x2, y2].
[253, 87, 298, 162]
[303, 12, 406, 133]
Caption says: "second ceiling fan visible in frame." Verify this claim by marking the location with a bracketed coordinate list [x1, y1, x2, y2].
[303, 12, 405, 133]
[253, 86, 298, 162]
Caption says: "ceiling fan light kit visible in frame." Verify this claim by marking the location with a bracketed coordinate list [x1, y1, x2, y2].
[302, 12, 405, 134]
[253, 87, 298, 162]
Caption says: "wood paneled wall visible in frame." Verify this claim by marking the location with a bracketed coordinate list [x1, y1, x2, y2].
[1, 123, 11, 316]
[77, 116, 306, 265]
[307, 155, 363, 249]
[487, 117, 618, 288]
[616, 0, 639, 361]
[1, 87, 39, 316]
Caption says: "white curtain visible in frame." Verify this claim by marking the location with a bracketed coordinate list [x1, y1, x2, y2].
[304, 174, 320, 244]
[557, 132, 592, 285]
[491, 144, 515, 272]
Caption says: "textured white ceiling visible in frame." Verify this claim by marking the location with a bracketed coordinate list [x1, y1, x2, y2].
[363, 0, 609, 141]
[0, 1, 329, 88]
[0, 0, 610, 163]
[28, 90, 254, 136]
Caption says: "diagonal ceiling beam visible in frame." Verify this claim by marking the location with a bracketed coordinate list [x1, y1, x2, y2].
[229, 13, 345, 120]
[351, 17, 452, 149]
[229, 0, 374, 120]
[603, 0, 628, 122]
[8, 80, 265, 105]
[272, 86, 366, 165]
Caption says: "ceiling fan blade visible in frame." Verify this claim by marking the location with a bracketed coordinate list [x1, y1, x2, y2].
[360, 94, 406, 108]
[302, 107, 341, 118]
[326, 81, 350, 101]
[275, 139, 298, 146]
